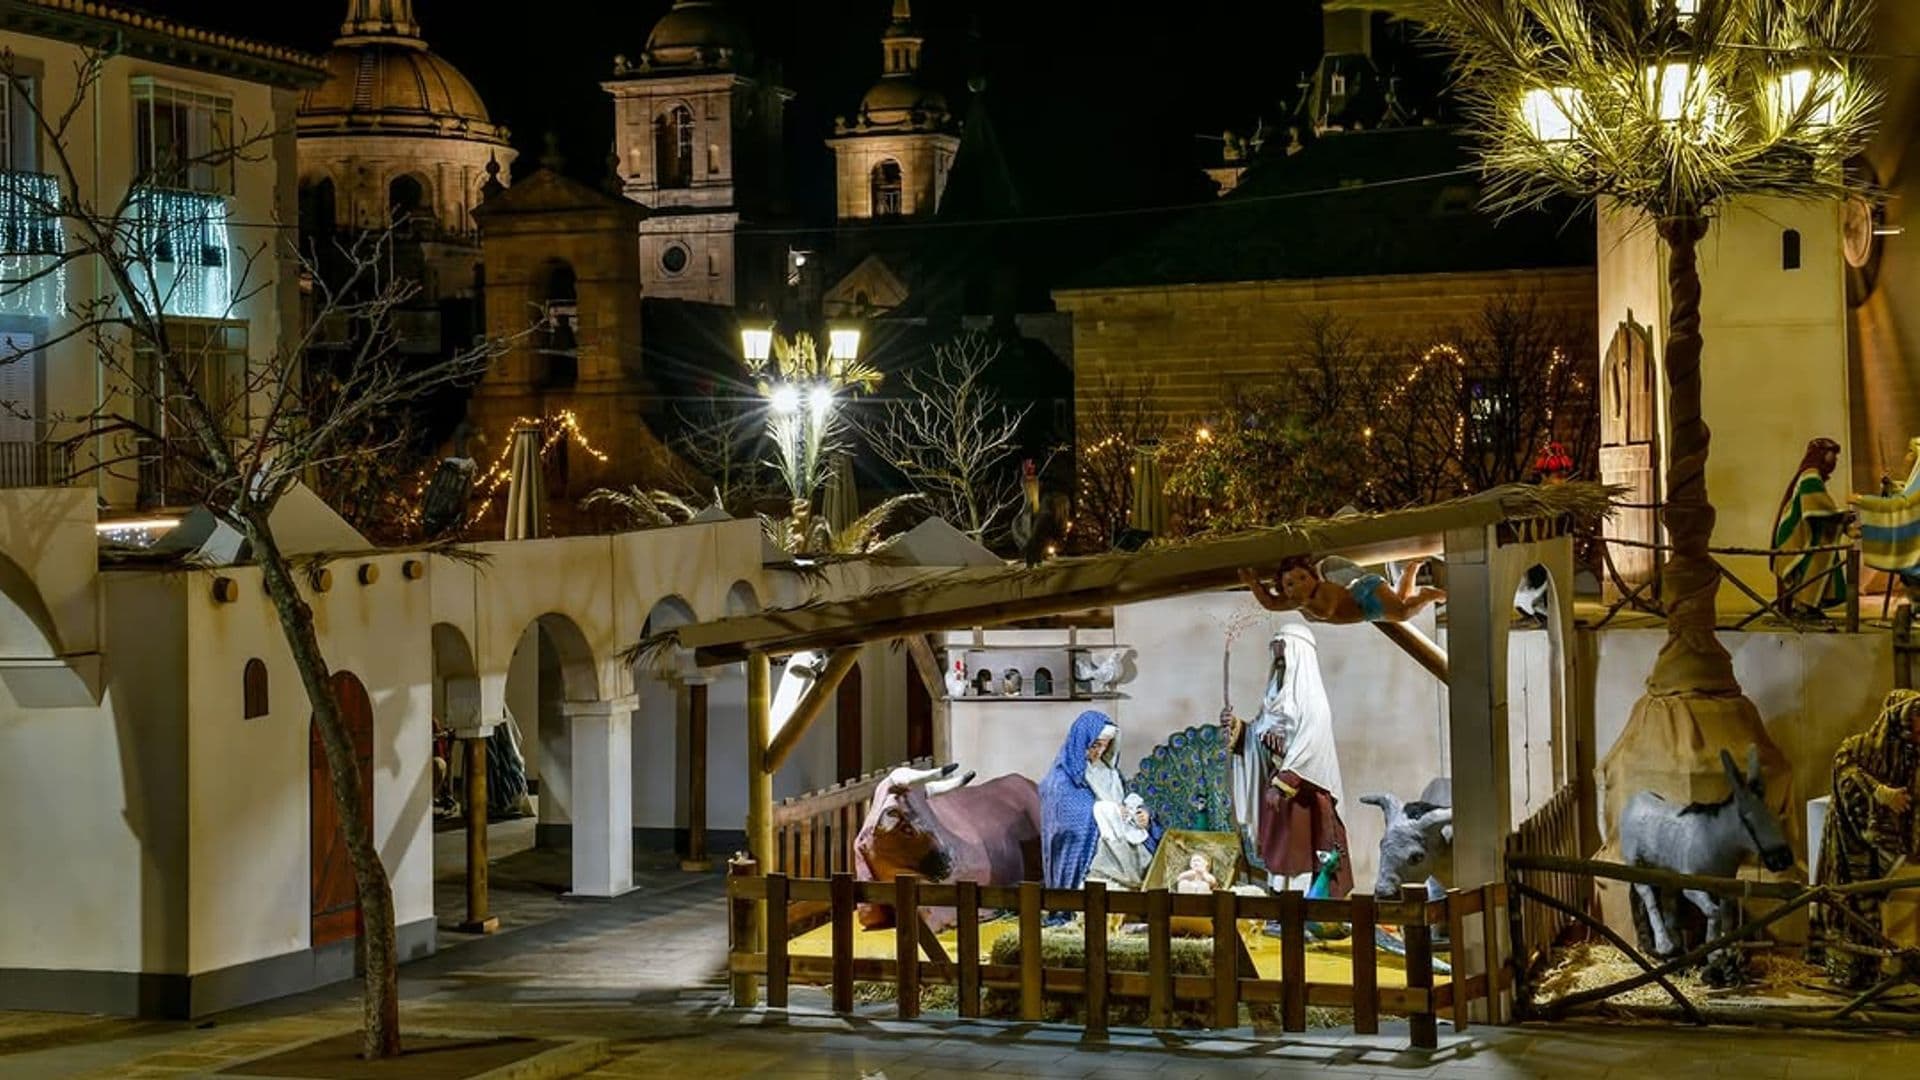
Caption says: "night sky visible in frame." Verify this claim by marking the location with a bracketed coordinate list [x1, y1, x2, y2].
[134, 1, 1336, 223]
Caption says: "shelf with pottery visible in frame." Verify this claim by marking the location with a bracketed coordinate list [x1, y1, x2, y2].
[940, 640, 1132, 704]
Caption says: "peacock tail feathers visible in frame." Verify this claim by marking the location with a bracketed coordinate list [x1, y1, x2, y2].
[1130, 722, 1234, 835]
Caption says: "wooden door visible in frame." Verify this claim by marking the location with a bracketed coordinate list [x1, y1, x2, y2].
[836, 662, 863, 783]
[905, 656, 933, 761]
[1599, 318, 1660, 602]
[311, 670, 374, 949]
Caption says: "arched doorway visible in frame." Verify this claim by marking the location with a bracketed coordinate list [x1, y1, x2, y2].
[1599, 317, 1658, 602]
[505, 613, 599, 850]
[638, 596, 698, 845]
[836, 661, 864, 783]
[311, 671, 374, 949]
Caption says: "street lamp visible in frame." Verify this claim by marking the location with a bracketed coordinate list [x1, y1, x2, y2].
[737, 320, 878, 552]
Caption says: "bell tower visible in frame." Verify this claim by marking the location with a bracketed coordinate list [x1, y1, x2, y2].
[827, 0, 959, 222]
[604, 0, 790, 307]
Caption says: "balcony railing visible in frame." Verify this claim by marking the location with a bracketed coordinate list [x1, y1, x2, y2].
[0, 440, 74, 489]
[0, 170, 66, 317]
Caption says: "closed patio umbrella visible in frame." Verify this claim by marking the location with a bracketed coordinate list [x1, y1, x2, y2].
[504, 423, 544, 541]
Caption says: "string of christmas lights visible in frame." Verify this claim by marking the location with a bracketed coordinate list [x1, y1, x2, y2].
[401, 410, 610, 530]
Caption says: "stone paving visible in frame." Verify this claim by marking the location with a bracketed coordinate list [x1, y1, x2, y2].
[2, 827, 1915, 1078]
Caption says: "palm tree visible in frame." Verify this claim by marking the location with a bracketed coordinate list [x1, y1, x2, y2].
[1351, 0, 1877, 690]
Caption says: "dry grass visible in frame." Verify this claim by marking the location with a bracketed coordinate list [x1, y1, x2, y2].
[1532, 942, 1828, 1014]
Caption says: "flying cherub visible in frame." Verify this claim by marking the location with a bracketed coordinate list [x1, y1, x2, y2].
[1238, 555, 1445, 624]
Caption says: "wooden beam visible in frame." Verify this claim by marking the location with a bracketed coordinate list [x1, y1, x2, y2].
[764, 648, 860, 775]
[675, 494, 1520, 663]
[747, 653, 773, 872]
[902, 635, 951, 763]
[1374, 621, 1449, 682]
[681, 682, 711, 872]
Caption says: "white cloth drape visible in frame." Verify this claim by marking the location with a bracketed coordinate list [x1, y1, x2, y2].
[1231, 621, 1343, 874]
[1085, 756, 1153, 889]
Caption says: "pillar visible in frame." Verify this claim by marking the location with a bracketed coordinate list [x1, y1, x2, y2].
[1443, 524, 1513, 1024]
[456, 720, 500, 933]
[746, 652, 772, 870]
[566, 695, 637, 899]
[682, 679, 711, 872]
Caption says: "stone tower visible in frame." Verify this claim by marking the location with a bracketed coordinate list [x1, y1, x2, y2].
[603, 0, 791, 307]
[827, 0, 960, 222]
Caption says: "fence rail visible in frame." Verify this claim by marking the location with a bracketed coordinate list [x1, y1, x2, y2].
[1507, 852, 1920, 1030]
[770, 759, 930, 879]
[727, 866, 1510, 1051]
[1589, 531, 1863, 632]
[1505, 784, 1589, 977]
[0, 440, 73, 489]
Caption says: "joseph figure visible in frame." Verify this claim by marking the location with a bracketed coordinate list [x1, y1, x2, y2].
[1770, 437, 1852, 616]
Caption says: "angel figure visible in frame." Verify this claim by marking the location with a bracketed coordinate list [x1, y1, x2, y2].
[1239, 555, 1444, 624]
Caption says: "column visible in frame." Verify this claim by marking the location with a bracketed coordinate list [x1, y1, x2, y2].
[455, 717, 500, 933]
[566, 695, 637, 899]
[682, 678, 712, 872]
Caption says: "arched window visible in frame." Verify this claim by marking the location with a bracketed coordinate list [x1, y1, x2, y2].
[298, 176, 335, 240]
[655, 105, 694, 189]
[243, 658, 269, 719]
[537, 258, 578, 388]
[388, 173, 429, 230]
[870, 159, 903, 217]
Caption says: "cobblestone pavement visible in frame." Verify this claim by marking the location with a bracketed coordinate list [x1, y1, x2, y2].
[3, 829, 1916, 1078]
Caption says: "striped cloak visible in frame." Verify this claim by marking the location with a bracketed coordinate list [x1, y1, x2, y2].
[1770, 467, 1849, 608]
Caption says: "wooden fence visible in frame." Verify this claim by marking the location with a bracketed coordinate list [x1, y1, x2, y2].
[770, 759, 930, 878]
[1505, 784, 1590, 977]
[727, 867, 1510, 1050]
[1591, 531, 1862, 632]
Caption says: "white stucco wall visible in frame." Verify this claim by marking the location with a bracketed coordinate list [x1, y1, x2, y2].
[0, 573, 185, 974]
[1598, 197, 1852, 597]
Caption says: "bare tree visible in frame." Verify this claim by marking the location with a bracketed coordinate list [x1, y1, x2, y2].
[668, 397, 780, 517]
[867, 331, 1032, 542]
[1, 49, 509, 1058]
[1073, 371, 1166, 551]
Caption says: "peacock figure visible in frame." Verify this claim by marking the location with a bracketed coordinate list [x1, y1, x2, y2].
[1129, 723, 1235, 835]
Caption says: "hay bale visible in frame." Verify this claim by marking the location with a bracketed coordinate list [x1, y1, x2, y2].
[983, 927, 1287, 1029]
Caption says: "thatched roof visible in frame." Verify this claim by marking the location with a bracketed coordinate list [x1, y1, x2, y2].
[636, 482, 1611, 667]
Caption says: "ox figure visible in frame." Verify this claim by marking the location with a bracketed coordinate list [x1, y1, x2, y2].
[1362, 778, 1454, 900]
[855, 763, 1043, 932]
[1619, 746, 1793, 984]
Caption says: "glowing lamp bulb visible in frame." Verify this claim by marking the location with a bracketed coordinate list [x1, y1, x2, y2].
[770, 384, 801, 414]
[808, 385, 834, 414]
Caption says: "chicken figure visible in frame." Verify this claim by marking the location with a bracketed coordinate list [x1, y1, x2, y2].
[1008, 459, 1068, 567]
[944, 658, 970, 699]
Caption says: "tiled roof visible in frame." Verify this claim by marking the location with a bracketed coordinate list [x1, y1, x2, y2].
[1, 1, 327, 87]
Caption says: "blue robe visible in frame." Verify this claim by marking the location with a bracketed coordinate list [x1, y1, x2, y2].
[1039, 710, 1158, 889]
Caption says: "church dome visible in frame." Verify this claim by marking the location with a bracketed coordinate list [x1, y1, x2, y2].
[857, 78, 949, 129]
[641, 0, 751, 70]
[297, 1, 506, 144]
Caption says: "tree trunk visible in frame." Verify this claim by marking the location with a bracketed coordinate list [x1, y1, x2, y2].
[1648, 215, 1740, 697]
[244, 512, 402, 1058]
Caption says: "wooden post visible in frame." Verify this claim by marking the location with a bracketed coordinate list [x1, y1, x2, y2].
[1404, 884, 1438, 1050]
[904, 634, 952, 764]
[1019, 881, 1043, 1021]
[1351, 894, 1379, 1035]
[1211, 889, 1238, 1030]
[766, 873, 790, 1009]
[1483, 883, 1507, 1026]
[1447, 888, 1469, 1032]
[682, 681, 711, 872]
[729, 855, 759, 1006]
[1373, 621, 1449, 682]
[1146, 888, 1172, 1028]
[1085, 881, 1108, 1037]
[746, 652, 773, 873]
[1846, 546, 1862, 634]
[896, 874, 920, 1019]
[957, 879, 981, 1019]
[1443, 525, 1511, 893]
[830, 872, 855, 1014]
[1279, 889, 1306, 1032]
[457, 735, 498, 933]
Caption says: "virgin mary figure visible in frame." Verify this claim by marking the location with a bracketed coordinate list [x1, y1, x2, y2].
[1226, 622, 1353, 899]
[1039, 710, 1157, 897]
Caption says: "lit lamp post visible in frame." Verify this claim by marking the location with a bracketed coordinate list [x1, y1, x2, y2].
[739, 321, 878, 552]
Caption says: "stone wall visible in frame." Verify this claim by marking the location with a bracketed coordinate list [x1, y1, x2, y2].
[1056, 267, 1596, 433]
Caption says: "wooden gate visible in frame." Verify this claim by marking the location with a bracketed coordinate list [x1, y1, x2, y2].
[310, 670, 374, 949]
[1599, 317, 1659, 602]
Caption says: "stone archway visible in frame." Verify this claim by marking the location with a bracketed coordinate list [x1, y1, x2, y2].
[505, 613, 599, 848]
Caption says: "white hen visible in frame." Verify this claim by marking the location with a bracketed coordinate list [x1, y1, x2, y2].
[1073, 649, 1126, 694]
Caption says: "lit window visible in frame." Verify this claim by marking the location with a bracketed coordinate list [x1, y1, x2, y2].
[132, 79, 235, 195]
[0, 65, 63, 317]
[126, 188, 230, 317]
[871, 159, 903, 216]
[655, 105, 693, 189]
[1331, 73, 1347, 98]
[0, 68, 40, 172]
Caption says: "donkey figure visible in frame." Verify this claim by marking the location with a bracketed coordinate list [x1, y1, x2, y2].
[1618, 745, 1793, 985]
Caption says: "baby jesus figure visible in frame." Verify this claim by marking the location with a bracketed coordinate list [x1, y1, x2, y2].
[1174, 852, 1217, 895]
[1239, 555, 1444, 625]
